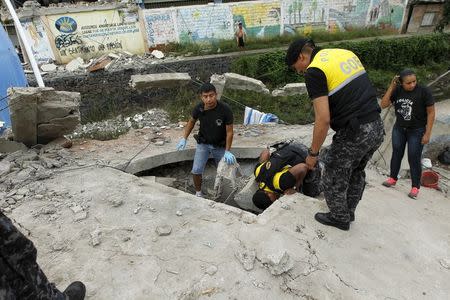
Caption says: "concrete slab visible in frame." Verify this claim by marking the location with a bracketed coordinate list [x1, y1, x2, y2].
[130, 73, 191, 90]
[2, 123, 449, 299]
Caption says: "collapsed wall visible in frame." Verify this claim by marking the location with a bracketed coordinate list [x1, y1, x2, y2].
[8, 87, 80, 146]
[27, 56, 233, 122]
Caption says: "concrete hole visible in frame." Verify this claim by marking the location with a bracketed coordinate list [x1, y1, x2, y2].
[135, 158, 258, 212]
[122, 148, 264, 213]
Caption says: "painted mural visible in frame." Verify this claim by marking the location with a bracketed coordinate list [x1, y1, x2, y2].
[366, 0, 405, 29]
[19, 0, 408, 62]
[21, 18, 54, 64]
[281, 0, 329, 34]
[230, 1, 281, 38]
[142, 9, 178, 47]
[175, 5, 234, 43]
[42, 9, 145, 63]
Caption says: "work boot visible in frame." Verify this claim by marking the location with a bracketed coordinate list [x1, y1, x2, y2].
[382, 177, 397, 187]
[314, 212, 350, 231]
[408, 187, 419, 199]
[63, 281, 86, 300]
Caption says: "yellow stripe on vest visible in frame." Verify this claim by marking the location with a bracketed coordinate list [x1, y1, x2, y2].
[254, 163, 290, 193]
[307, 49, 366, 96]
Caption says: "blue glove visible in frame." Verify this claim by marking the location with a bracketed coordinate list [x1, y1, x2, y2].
[223, 150, 236, 165]
[176, 138, 187, 150]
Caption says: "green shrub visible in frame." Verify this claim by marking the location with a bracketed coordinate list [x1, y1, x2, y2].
[231, 33, 450, 87]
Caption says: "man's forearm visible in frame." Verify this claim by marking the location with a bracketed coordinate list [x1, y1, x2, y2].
[183, 119, 195, 139]
[310, 120, 329, 154]
[225, 132, 233, 151]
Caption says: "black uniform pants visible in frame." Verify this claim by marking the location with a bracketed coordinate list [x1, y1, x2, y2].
[0, 211, 65, 300]
[322, 118, 384, 222]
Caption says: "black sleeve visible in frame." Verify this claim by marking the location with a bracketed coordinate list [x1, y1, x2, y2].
[304, 67, 328, 100]
[192, 103, 202, 119]
[422, 86, 435, 106]
[222, 102, 234, 125]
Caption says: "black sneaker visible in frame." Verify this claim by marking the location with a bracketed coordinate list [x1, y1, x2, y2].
[63, 281, 86, 300]
[315, 212, 350, 231]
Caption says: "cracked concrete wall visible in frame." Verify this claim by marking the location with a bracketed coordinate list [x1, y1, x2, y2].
[8, 87, 80, 146]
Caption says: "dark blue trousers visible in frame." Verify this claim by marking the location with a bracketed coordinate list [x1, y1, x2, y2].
[389, 125, 425, 188]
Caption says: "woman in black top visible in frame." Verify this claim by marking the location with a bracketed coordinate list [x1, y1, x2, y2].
[380, 69, 435, 198]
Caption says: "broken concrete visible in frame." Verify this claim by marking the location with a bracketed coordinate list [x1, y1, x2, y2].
[210, 73, 270, 101]
[1, 114, 449, 299]
[271, 83, 307, 97]
[65, 57, 84, 72]
[0, 139, 28, 153]
[40, 63, 57, 72]
[129, 73, 191, 90]
[8, 87, 80, 146]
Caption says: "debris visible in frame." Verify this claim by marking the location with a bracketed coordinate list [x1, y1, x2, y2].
[74, 211, 88, 221]
[65, 57, 84, 72]
[205, 265, 218, 275]
[90, 229, 102, 246]
[199, 215, 217, 223]
[176, 210, 183, 216]
[87, 56, 112, 72]
[109, 198, 123, 207]
[235, 247, 256, 271]
[166, 269, 179, 275]
[40, 63, 57, 72]
[70, 204, 83, 214]
[155, 225, 172, 236]
[151, 50, 164, 59]
[439, 258, 450, 269]
[261, 250, 293, 276]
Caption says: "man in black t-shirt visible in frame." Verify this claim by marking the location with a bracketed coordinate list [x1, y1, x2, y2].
[286, 38, 384, 231]
[176, 83, 236, 198]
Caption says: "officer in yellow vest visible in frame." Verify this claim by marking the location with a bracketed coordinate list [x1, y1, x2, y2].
[285, 38, 384, 231]
[252, 142, 322, 210]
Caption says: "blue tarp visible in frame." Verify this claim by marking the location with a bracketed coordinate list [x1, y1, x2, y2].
[0, 22, 28, 133]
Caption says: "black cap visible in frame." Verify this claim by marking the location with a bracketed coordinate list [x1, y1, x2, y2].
[252, 190, 273, 209]
[285, 38, 315, 66]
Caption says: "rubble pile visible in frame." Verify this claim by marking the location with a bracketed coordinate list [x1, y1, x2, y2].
[69, 108, 176, 141]
[34, 50, 180, 79]
[0, 145, 74, 214]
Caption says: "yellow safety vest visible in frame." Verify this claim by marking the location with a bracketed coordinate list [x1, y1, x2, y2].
[307, 49, 366, 96]
[254, 163, 291, 193]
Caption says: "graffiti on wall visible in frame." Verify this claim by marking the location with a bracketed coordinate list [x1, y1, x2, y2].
[21, 18, 54, 64]
[142, 9, 178, 47]
[281, 0, 329, 34]
[366, 0, 405, 29]
[176, 5, 233, 43]
[230, 1, 281, 38]
[43, 9, 145, 63]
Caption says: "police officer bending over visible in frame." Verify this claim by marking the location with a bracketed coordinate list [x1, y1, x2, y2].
[286, 38, 384, 230]
[252, 142, 322, 210]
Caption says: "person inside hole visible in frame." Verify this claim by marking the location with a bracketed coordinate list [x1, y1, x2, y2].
[252, 141, 323, 210]
[176, 83, 236, 198]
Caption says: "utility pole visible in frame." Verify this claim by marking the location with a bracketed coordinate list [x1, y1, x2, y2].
[2, 0, 45, 87]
